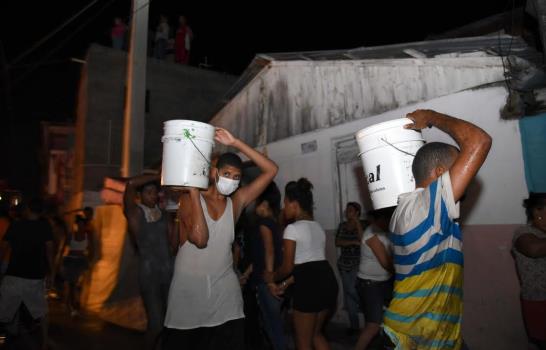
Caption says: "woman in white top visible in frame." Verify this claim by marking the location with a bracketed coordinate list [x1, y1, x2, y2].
[265, 178, 338, 350]
[62, 215, 94, 316]
[154, 14, 170, 59]
[355, 207, 395, 350]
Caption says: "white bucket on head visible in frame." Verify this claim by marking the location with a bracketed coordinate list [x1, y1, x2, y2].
[161, 120, 215, 189]
[355, 118, 425, 210]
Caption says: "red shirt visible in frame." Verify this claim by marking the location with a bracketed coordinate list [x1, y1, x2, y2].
[111, 24, 126, 38]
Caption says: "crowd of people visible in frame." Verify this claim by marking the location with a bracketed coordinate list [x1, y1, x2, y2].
[110, 14, 193, 64]
[1, 110, 546, 350]
[0, 197, 95, 348]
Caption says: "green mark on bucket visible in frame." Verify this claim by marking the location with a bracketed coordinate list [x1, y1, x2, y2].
[182, 128, 211, 166]
[183, 129, 195, 140]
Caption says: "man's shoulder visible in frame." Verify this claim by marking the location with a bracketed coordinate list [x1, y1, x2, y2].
[390, 189, 430, 234]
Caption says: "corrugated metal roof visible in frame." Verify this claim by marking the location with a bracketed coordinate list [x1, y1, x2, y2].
[219, 35, 541, 104]
[259, 35, 540, 62]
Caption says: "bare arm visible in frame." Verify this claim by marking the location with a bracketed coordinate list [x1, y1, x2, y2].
[405, 109, 492, 202]
[241, 264, 253, 284]
[233, 241, 241, 268]
[281, 275, 295, 288]
[178, 188, 209, 248]
[366, 235, 393, 273]
[260, 225, 275, 273]
[356, 220, 365, 241]
[268, 239, 296, 283]
[515, 234, 546, 258]
[168, 213, 179, 254]
[214, 128, 278, 219]
[268, 275, 296, 299]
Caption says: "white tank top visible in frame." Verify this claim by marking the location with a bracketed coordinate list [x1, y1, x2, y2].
[164, 195, 244, 329]
[69, 234, 88, 252]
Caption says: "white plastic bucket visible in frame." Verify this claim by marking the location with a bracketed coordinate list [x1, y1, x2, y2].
[161, 120, 215, 189]
[355, 118, 425, 210]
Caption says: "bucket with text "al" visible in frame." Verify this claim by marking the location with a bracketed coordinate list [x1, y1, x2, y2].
[355, 118, 425, 209]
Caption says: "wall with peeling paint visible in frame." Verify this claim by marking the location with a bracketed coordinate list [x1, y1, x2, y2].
[211, 57, 508, 147]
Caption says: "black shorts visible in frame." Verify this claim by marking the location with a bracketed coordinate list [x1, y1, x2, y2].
[162, 318, 245, 350]
[356, 278, 393, 324]
[62, 256, 88, 283]
[292, 260, 338, 313]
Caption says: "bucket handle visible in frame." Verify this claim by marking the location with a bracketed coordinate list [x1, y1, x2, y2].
[379, 137, 416, 157]
[183, 128, 212, 165]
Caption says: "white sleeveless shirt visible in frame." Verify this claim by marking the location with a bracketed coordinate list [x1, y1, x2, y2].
[164, 196, 244, 329]
[69, 235, 88, 252]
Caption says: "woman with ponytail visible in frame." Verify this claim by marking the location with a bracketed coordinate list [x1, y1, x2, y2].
[265, 178, 338, 350]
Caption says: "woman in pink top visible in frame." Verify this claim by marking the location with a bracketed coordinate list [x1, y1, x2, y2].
[111, 17, 127, 50]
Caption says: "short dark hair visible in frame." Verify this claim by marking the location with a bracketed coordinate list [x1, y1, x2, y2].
[256, 182, 281, 217]
[347, 202, 362, 216]
[523, 192, 546, 222]
[368, 206, 396, 222]
[137, 181, 160, 193]
[412, 142, 459, 184]
[217, 152, 243, 171]
[285, 178, 314, 217]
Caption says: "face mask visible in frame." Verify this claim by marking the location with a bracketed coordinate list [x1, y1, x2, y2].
[216, 175, 240, 196]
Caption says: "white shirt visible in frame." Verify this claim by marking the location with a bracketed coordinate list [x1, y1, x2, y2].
[155, 22, 169, 41]
[358, 225, 392, 281]
[283, 220, 326, 264]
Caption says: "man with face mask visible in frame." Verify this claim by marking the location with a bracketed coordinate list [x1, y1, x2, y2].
[163, 127, 278, 350]
[123, 175, 174, 350]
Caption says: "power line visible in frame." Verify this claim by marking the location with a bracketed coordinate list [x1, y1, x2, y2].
[9, 59, 70, 70]
[11, 0, 102, 65]
[12, 0, 153, 87]
[12, 0, 117, 87]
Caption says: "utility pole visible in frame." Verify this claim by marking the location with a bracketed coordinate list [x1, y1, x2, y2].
[121, 0, 149, 177]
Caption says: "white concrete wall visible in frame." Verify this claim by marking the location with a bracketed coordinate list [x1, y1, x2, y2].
[262, 85, 526, 229]
[256, 85, 528, 349]
[463, 224, 527, 350]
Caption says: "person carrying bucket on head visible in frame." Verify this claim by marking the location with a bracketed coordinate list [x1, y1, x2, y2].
[383, 109, 492, 350]
[162, 128, 278, 350]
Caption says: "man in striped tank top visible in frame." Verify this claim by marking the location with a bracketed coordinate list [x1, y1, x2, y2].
[383, 110, 492, 350]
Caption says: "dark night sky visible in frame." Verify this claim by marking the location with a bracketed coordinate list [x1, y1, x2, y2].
[0, 0, 527, 193]
[2, 0, 526, 121]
